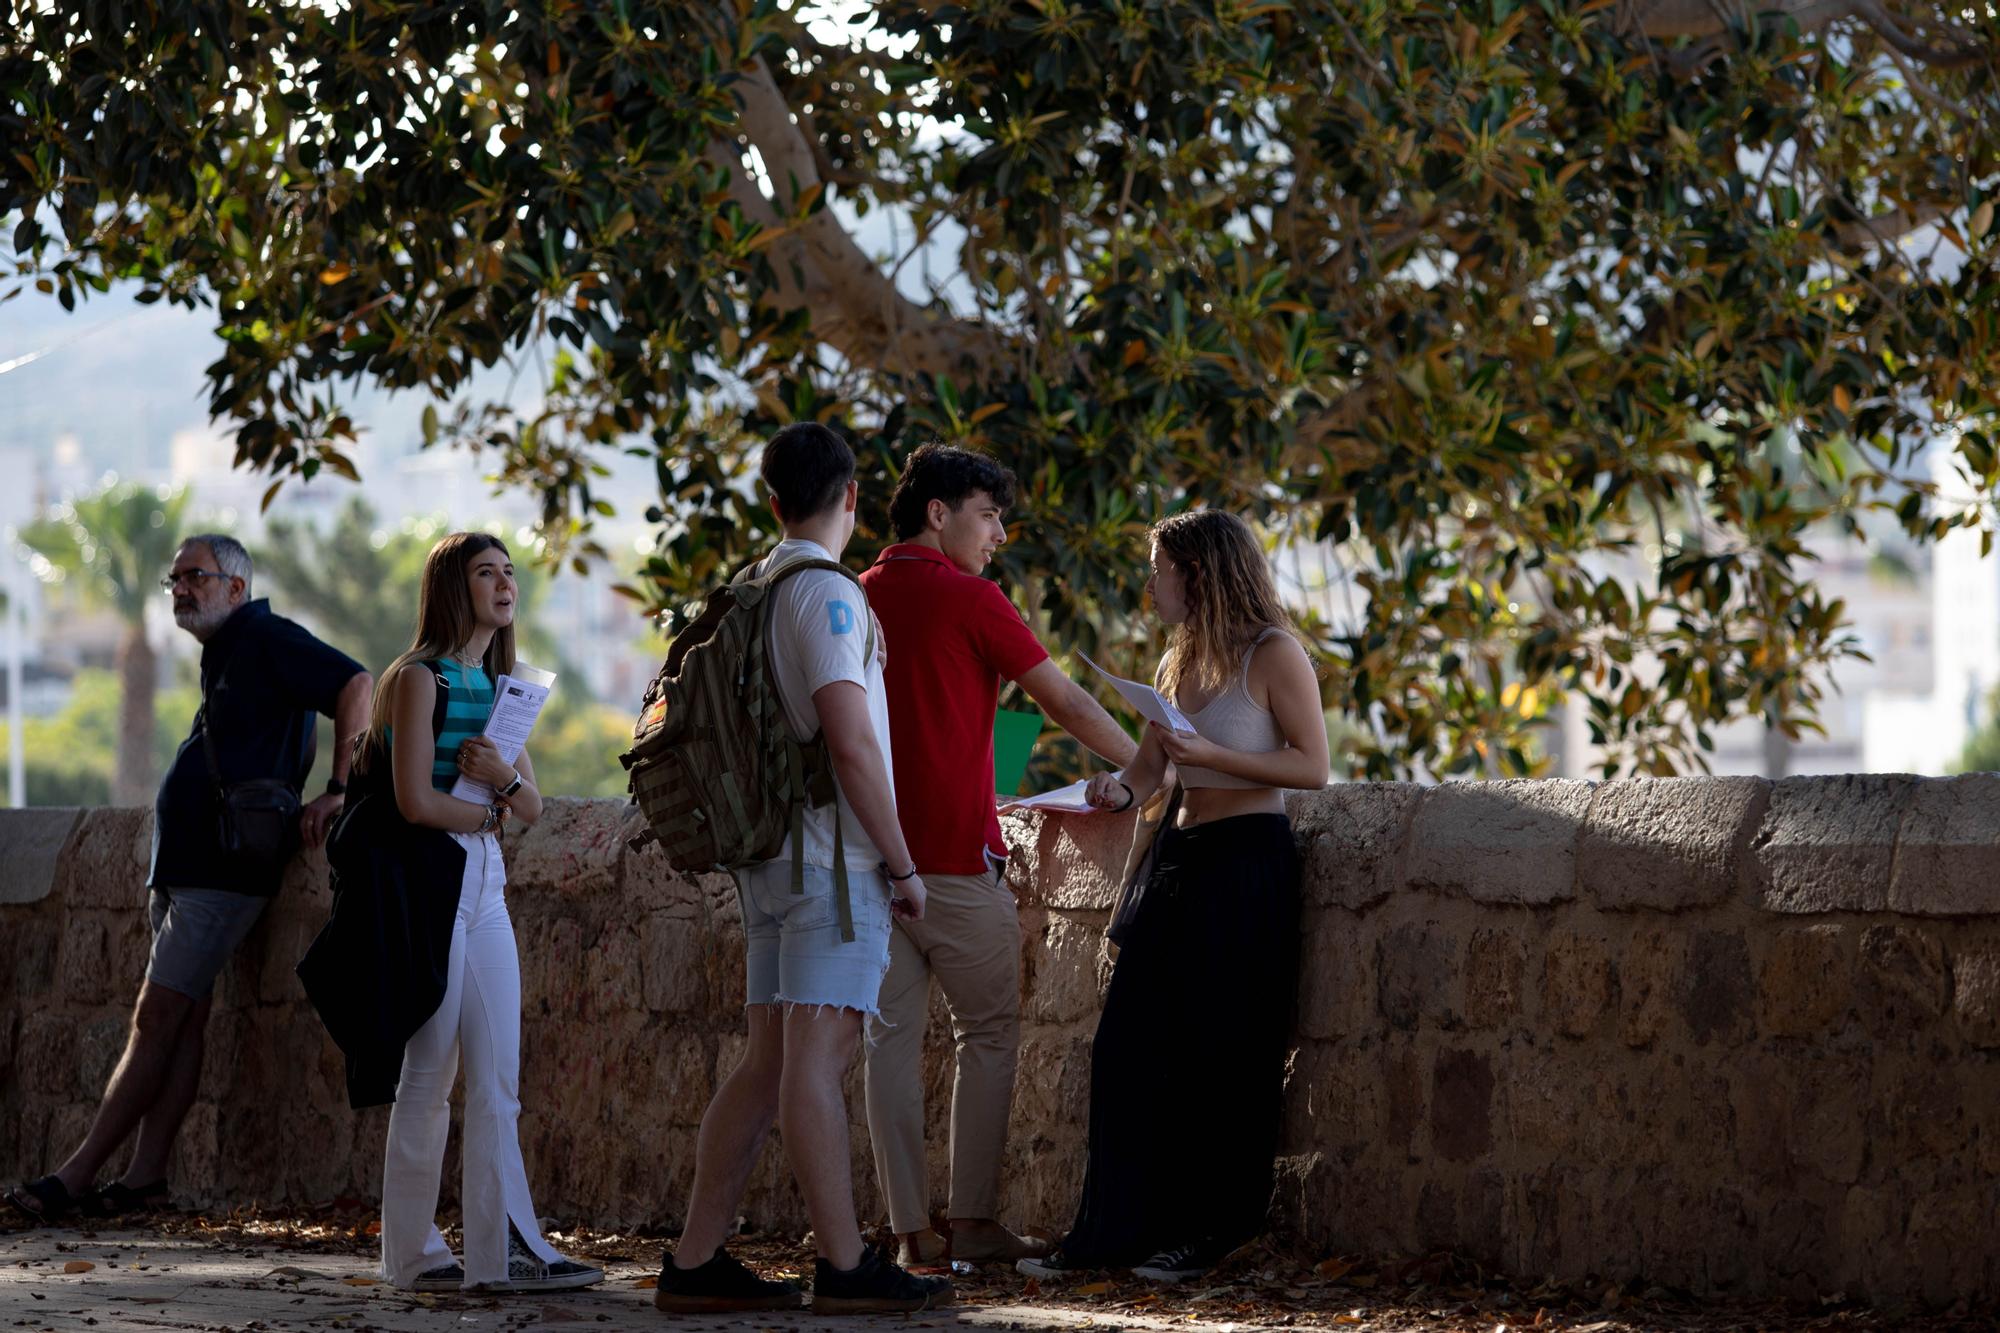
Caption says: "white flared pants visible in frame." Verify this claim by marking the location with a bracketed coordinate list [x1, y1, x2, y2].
[379, 831, 561, 1288]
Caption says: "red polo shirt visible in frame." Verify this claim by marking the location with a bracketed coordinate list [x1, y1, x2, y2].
[860, 543, 1050, 874]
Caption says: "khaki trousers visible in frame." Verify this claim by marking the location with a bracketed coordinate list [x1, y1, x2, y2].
[863, 865, 1022, 1235]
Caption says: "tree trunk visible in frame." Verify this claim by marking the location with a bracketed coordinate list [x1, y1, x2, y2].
[115, 618, 158, 807]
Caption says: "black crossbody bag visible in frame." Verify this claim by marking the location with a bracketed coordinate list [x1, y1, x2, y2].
[198, 680, 304, 876]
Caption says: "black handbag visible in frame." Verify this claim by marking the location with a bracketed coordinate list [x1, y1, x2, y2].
[198, 687, 302, 875]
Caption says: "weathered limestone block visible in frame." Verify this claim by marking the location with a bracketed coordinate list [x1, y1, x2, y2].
[1679, 930, 1754, 1046]
[72, 1012, 126, 1101]
[17, 1011, 76, 1099]
[1952, 944, 2000, 1048]
[1429, 1048, 1495, 1162]
[1010, 1029, 1092, 1140]
[505, 800, 629, 898]
[1542, 928, 1613, 1038]
[1295, 910, 1372, 1039]
[585, 922, 645, 1015]
[640, 907, 707, 1014]
[4, 918, 58, 997]
[0, 808, 83, 905]
[1002, 807, 1136, 911]
[621, 839, 708, 910]
[58, 911, 117, 1006]
[1580, 777, 1764, 910]
[1620, 926, 1688, 1048]
[1376, 921, 1463, 1030]
[1288, 784, 1422, 910]
[1888, 774, 2000, 916]
[1758, 925, 1852, 1037]
[1406, 780, 1591, 905]
[1856, 925, 1950, 1030]
[1281, 1040, 1384, 1160]
[1871, 1063, 1966, 1161]
[1464, 926, 1529, 1031]
[56, 808, 150, 908]
[1750, 775, 1919, 913]
[1025, 914, 1111, 1024]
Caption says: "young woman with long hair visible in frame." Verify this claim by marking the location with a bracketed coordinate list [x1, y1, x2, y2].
[1021, 509, 1329, 1286]
[358, 532, 601, 1295]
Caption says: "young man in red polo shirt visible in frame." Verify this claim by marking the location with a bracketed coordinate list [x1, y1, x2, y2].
[859, 445, 1138, 1267]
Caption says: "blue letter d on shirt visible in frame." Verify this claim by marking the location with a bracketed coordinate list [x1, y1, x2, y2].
[827, 600, 856, 636]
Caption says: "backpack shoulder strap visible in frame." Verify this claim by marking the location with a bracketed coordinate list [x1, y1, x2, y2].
[421, 659, 451, 740]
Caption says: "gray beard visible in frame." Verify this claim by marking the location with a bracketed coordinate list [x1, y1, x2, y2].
[175, 603, 234, 640]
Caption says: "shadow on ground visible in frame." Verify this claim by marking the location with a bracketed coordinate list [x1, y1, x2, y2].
[0, 1204, 1983, 1332]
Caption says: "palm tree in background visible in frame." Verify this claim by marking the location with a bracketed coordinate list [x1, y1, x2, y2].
[23, 481, 191, 805]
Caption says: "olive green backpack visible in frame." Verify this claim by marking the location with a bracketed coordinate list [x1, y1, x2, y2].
[622, 553, 873, 940]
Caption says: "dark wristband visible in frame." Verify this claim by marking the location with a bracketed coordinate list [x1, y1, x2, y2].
[879, 862, 919, 882]
[325, 777, 347, 796]
[1114, 780, 1135, 813]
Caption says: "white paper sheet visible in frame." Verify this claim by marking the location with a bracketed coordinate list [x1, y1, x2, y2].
[997, 778, 1104, 814]
[449, 663, 557, 803]
[1076, 652, 1196, 735]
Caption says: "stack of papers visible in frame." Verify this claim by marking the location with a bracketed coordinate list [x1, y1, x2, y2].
[450, 664, 557, 803]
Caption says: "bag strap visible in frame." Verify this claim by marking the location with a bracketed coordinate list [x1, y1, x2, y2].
[756, 555, 866, 942]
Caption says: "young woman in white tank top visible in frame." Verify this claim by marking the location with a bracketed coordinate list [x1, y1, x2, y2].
[1022, 510, 1328, 1287]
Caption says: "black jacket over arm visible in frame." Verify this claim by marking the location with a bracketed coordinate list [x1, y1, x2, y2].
[297, 663, 465, 1109]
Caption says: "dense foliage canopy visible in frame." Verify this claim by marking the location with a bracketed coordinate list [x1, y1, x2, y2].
[7, 1, 1999, 776]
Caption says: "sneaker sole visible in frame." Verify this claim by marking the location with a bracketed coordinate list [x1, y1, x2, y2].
[1132, 1266, 1207, 1284]
[812, 1290, 955, 1314]
[471, 1271, 606, 1294]
[653, 1291, 801, 1314]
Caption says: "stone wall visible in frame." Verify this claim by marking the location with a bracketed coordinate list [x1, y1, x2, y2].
[1, 778, 1995, 1304]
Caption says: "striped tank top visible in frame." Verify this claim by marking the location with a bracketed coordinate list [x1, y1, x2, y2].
[428, 658, 495, 791]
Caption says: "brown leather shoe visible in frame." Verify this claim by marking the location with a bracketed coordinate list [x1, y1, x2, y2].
[948, 1222, 1054, 1264]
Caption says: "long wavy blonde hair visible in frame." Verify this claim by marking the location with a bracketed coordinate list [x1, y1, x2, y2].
[354, 532, 517, 775]
[1153, 510, 1301, 700]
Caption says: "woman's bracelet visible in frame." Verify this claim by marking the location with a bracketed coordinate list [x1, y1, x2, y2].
[1113, 780, 1136, 813]
[878, 862, 919, 882]
[475, 802, 501, 835]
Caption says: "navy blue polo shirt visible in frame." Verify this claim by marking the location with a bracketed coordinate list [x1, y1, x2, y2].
[150, 599, 365, 896]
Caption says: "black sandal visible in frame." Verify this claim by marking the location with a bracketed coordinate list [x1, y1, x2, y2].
[93, 1180, 170, 1216]
[4, 1175, 82, 1225]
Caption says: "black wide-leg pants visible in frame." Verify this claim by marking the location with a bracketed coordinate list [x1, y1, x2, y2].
[1060, 812, 1300, 1266]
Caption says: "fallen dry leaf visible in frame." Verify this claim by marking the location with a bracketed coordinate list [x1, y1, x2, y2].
[632, 1275, 658, 1289]
[63, 1260, 94, 1274]
[1315, 1257, 1357, 1281]
[269, 1266, 334, 1282]
[1021, 1277, 1042, 1298]
[341, 1275, 378, 1286]
[1074, 1280, 1113, 1296]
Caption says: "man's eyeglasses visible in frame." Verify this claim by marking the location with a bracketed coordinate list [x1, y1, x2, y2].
[160, 569, 231, 593]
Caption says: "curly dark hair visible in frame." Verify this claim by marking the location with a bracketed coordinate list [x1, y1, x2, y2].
[887, 443, 1018, 540]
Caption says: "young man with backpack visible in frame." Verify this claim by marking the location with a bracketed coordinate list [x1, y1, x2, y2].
[646, 422, 950, 1314]
[859, 445, 1139, 1267]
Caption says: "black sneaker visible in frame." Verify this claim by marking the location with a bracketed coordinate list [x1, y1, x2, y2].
[654, 1247, 802, 1313]
[470, 1225, 605, 1294]
[411, 1262, 464, 1292]
[812, 1244, 953, 1313]
[1016, 1249, 1085, 1280]
[1132, 1241, 1219, 1285]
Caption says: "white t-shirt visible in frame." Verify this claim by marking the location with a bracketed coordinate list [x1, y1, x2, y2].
[759, 538, 894, 870]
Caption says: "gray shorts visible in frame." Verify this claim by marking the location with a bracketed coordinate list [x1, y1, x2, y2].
[147, 888, 269, 999]
[737, 860, 892, 1015]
